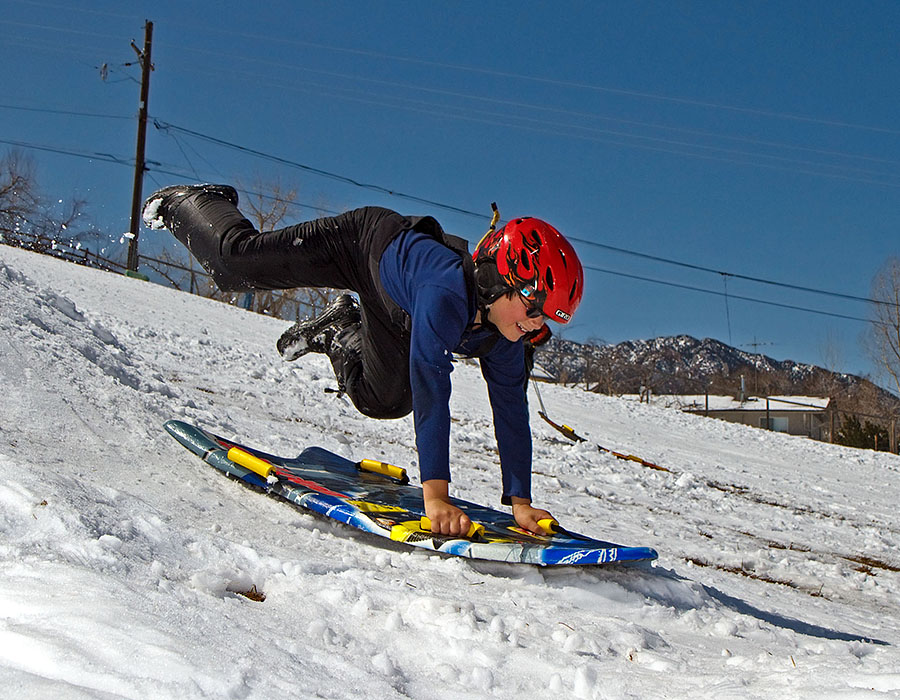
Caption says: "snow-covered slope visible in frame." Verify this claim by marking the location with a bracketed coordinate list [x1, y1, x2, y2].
[1, 244, 898, 699]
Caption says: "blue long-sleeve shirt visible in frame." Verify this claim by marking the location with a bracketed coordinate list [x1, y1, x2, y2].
[379, 230, 532, 504]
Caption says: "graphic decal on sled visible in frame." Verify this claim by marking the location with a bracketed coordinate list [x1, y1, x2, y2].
[164, 419, 658, 567]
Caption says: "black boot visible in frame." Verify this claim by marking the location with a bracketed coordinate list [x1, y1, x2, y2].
[324, 324, 364, 397]
[277, 294, 361, 361]
[142, 183, 254, 290]
[142, 184, 239, 231]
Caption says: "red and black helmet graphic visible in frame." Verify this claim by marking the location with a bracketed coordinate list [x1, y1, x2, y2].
[474, 217, 584, 323]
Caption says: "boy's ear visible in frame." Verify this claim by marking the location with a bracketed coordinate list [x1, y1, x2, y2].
[523, 323, 552, 347]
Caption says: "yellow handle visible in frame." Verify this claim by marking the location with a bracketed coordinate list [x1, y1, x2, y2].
[537, 518, 560, 535]
[420, 516, 485, 540]
[227, 447, 275, 479]
[358, 458, 408, 483]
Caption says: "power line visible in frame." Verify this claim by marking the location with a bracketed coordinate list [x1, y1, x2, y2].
[150, 120, 897, 310]
[9, 0, 138, 22]
[161, 55, 900, 188]
[145, 167, 343, 217]
[151, 120, 489, 220]
[211, 75, 900, 188]
[0, 137, 134, 166]
[0, 135, 359, 216]
[5, 86, 895, 200]
[0, 18, 122, 41]
[281, 77, 900, 171]
[572, 237, 898, 309]
[173, 30, 900, 136]
[8, 16, 898, 187]
[6, 36, 898, 187]
[0, 103, 132, 121]
[9, 13, 895, 136]
[586, 264, 887, 327]
[4, 122, 894, 316]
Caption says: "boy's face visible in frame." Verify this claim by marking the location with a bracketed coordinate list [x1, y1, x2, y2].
[487, 293, 548, 342]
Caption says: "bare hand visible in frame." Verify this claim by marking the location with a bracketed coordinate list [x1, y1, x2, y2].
[424, 498, 473, 537]
[422, 479, 472, 537]
[511, 500, 555, 535]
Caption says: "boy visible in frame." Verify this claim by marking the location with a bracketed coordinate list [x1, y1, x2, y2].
[144, 184, 584, 537]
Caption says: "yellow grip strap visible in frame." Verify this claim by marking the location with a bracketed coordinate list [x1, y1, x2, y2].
[227, 447, 275, 479]
[358, 458, 408, 483]
[420, 516, 485, 540]
[537, 518, 560, 535]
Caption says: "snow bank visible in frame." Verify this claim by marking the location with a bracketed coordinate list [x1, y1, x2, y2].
[1, 245, 897, 699]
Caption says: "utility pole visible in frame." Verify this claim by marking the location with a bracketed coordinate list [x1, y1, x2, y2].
[741, 336, 773, 396]
[126, 20, 154, 274]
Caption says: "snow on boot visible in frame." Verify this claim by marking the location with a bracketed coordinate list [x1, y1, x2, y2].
[277, 294, 361, 361]
[142, 184, 239, 230]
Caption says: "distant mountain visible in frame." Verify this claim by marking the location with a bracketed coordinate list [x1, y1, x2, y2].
[534, 334, 899, 418]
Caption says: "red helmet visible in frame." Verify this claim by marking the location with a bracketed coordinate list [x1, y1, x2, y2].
[473, 217, 584, 323]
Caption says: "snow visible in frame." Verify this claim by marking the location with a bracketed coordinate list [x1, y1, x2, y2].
[140, 196, 165, 230]
[2, 243, 899, 699]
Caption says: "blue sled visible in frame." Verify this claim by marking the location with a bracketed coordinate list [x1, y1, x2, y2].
[164, 419, 658, 567]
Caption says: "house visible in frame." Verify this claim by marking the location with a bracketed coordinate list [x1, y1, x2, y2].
[677, 395, 831, 439]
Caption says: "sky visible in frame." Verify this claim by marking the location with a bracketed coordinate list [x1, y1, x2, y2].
[2, 0, 899, 383]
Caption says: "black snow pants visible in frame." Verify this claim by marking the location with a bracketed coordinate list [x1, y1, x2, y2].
[167, 194, 415, 419]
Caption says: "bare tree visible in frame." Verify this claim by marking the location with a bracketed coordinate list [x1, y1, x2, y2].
[588, 346, 623, 395]
[142, 244, 201, 292]
[0, 150, 41, 238]
[238, 178, 298, 232]
[579, 336, 605, 391]
[819, 327, 845, 374]
[159, 177, 344, 321]
[1, 149, 98, 261]
[816, 327, 847, 399]
[29, 196, 90, 251]
[867, 257, 900, 397]
[533, 337, 570, 385]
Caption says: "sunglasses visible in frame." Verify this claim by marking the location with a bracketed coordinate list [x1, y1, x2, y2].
[518, 289, 545, 319]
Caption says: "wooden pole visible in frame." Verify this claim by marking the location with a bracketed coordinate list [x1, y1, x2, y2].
[126, 20, 154, 273]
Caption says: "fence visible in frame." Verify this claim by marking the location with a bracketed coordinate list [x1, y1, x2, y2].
[1, 230, 129, 274]
[0, 232, 326, 322]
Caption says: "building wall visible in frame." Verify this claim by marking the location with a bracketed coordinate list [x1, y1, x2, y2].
[688, 409, 827, 439]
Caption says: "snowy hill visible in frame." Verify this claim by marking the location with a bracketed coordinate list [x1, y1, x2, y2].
[1, 243, 899, 699]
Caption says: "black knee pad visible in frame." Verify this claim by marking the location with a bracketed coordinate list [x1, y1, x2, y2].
[354, 396, 413, 420]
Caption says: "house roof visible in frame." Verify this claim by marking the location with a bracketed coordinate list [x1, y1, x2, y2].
[674, 395, 831, 412]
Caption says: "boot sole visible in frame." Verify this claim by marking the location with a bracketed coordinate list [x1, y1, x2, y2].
[277, 296, 359, 361]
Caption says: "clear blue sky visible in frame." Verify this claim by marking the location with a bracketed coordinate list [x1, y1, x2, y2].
[2, 1, 899, 383]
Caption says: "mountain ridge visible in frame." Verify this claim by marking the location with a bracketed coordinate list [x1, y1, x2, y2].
[535, 333, 899, 419]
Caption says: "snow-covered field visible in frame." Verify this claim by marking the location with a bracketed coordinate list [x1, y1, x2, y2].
[1, 243, 898, 699]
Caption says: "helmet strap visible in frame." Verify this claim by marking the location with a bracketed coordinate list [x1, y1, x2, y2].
[473, 260, 512, 333]
[474, 201, 502, 252]
[472, 202, 508, 333]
